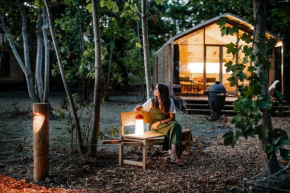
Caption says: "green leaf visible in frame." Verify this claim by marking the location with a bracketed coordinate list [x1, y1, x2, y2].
[216, 17, 227, 26]
[227, 27, 234, 36]
[136, 42, 142, 48]
[34, 0, 44, 7]
[227, 77, 236, 87]
[243, 129, 255, 139]
[223, 131, 234, 139]
[86, 3, 92, 12]
[243, 46, 253, 56]
[155, 0, 164, 5]
[283, 15, 290, 24]
[241, 33, 252, 44]
[100, 0, 105, 7]
[275, 91, 286, 100]
[112, 2, 119, 13]
[224, 136, 233, 146]
[221, 27, 227, 36]
[224, 61, 233, 72]
[242, 57, 248, 64]
[236, 131, 243, 138]
[233, 26, 239, 33]
[225, 43, 237, 55]
[231, 136, 238, 147]
[233, 115, 242, 122]
[255, 125, 268, 140]
[266, 145, 273, 153]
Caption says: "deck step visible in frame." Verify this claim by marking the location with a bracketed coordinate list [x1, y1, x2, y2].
[184, 103, 234, 108]
[185, 109, 234, 113]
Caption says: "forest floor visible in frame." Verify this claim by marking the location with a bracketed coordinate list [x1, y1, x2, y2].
[0, 90, 290, 192]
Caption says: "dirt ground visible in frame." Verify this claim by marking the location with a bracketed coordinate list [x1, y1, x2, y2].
[0, 91, 290, 192]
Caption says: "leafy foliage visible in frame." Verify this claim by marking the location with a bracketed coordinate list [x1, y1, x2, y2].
[218, 17, 289, 160]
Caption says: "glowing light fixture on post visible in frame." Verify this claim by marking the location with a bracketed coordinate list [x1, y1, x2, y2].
[33, 112, 45, 133]
[135, 114, 144, 135]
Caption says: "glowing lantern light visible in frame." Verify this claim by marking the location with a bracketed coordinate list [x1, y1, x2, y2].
[135, 114, 144, 135]
[33, 112, 45, 133]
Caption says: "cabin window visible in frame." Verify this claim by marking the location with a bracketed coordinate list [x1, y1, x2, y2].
[205, 23, 237, 45]
[0, 51, 10, 78]
[174, 28, 204, 93]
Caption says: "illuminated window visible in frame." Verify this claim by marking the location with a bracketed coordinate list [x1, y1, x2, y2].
[205, 23, 237, 45]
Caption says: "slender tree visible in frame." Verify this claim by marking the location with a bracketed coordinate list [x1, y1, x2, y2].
[141, 0, 151, 99]
[88, 0, 102, 157]
[42, 8, 50, 103]
[35, 9, 44, 99]
[43, 0, 85, 154]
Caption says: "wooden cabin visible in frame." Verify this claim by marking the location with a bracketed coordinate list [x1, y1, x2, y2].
[153, 13, 284, 100]
[0, 31, 24, 86]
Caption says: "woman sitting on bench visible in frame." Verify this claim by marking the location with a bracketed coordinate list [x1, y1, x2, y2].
[134, 83, 183, 165]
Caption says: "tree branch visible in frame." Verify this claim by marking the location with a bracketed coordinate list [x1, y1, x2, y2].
[0, 11, 26, 74]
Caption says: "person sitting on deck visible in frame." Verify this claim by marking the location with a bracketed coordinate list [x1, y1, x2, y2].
[134, 83, 183, 165]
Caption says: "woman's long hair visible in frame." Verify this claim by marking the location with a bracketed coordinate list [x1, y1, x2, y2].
[152, 83, 170, 114]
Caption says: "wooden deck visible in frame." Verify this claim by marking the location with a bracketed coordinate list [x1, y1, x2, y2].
[173, 94, 290, 115]
[177, 95, 238, 102]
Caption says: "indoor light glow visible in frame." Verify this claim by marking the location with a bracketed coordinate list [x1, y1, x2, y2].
[33, 112, 45, 133]
[188, 62, 229, 74]
[135, 114, 144, 135]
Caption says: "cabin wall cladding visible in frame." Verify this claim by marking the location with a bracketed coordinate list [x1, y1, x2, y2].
[10, 51, 23, 82]
[166, 45, 172, 86]
[154, 44, 169, 86]
[0, 49, 23, 84]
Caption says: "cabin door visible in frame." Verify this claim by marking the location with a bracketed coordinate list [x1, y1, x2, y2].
[204, 46, 235, 93]
[204, 46, 222, 91]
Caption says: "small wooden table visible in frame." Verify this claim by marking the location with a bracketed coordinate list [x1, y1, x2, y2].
[119, 129, 192, 170]
[120, 131, 164, 170]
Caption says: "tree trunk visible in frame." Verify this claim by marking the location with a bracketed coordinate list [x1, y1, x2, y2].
[35, 9, 44, 101]
[253, 0, 281, 176]
[88, 0, 102, 157]
[43, 0, 85, 154]
[141, 0, 151, 99]
[42, 8, 50, 103]
[0, 10, 39, 102]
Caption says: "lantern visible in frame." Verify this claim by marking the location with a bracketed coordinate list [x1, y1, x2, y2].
[33, 112, 45, 133]
[135, 114, 144, 135]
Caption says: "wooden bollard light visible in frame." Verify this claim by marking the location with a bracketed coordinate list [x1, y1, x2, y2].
[33, 103, 49, 181]
[135, 114, 144, 135]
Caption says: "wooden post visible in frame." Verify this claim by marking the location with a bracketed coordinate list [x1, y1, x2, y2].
[243, 178, 248, 193]
[33, 103, 49, 181]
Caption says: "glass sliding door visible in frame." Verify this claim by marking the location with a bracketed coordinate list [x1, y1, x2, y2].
[204, 46, 220, 92]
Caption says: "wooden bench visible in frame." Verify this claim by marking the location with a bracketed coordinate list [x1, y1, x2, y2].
[103, 111, 192, 170]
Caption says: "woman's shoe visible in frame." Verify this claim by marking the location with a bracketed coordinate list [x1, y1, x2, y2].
[171, 159, 184, 166]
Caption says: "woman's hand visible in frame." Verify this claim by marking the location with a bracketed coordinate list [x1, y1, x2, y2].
[151, 122, 161, 130]
[134, 105, 142, 111]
